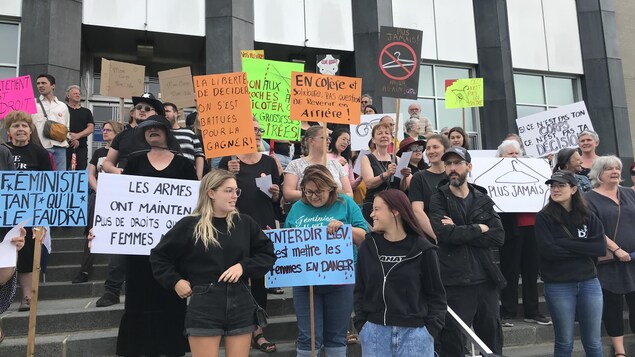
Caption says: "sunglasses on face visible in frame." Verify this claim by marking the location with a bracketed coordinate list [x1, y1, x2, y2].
[409, 145, 424, 152]
[135, 105, 155, 112]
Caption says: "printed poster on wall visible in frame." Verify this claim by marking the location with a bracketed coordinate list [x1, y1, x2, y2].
[375, 26, 423, 100]
[242, 58, 304, 141]
[515, 101, 594, 157]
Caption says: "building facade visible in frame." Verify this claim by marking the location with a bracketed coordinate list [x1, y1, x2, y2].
[1, 0, 632, 168]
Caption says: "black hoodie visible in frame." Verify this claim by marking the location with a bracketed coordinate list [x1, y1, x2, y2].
[354, 232, 446, 338]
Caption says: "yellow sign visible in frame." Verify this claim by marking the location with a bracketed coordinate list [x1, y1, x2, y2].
[444, 78, 483, 109]
[240, 50, 265, 59]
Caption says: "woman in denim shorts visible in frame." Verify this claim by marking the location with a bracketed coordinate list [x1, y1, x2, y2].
[151, 169, 277, 356]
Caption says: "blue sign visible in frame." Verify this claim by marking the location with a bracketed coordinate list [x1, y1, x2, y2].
[0, 170, 89, 227]
[264, 225, 355, 288]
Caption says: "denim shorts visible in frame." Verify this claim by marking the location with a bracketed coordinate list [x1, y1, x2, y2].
[185, 282, 256, 337]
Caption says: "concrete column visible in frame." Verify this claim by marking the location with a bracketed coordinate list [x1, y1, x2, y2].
[472, 0, 517, 149]
[351, 0, 393, 112]
[205, 0, 254, 74]
[577, 0, 633, 162]
[19, 0, 82, 98]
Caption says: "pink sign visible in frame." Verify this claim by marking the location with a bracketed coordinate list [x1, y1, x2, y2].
[0, 75, 37, 119]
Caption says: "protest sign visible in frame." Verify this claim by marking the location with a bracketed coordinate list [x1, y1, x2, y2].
[445, 78, 484, 109]
[290, 72, 361, 125]
[375, 26, 423, 100]
[158, 66, 196, 108]
[91, 174, 199, 255]
[265, 225, 355, 288]
[241, 50, 265, 59]
[0, 75, 37, 119]
[242, 58, 304, 141]
[194, 72, 257, 158]
[0, 171, 88, 227]
[99, 58, 145, 98]
[316, 54, 340, 75]
[469, 157, 551, 212]
[469, 150, 498, 158]
[515, 101, 593, 157]
[350, 113, 395, 151]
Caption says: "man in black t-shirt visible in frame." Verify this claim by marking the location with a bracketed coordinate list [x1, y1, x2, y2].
[65, 85, 95, 170]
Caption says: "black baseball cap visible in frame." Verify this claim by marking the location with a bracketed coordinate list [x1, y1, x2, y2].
[545, 170, 577, 186]
[441, 147, 471, 163]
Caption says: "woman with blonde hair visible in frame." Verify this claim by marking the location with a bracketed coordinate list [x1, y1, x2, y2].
[151, 169, 277, 357]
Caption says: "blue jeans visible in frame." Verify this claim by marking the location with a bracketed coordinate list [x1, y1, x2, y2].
[47, 146, 67, 171]
[293, 284, 353, 357]
[544, 278, 603, 357]
[359, 321, 434, 357]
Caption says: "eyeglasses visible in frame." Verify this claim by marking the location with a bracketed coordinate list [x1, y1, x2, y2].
[135, 105, 155, 112]
[409, 145, 424, 152]
[303, 189, 325, 197]
[216, 187, 242, 197]
[444, 159, 465, 166]
[254, 128, 265, 134]
[102, 128, 113, 133]
[549, 183, 569, 190]
[361, 100, 369, 104]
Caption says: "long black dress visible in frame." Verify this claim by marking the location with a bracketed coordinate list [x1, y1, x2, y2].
[117, 152, 197, 357]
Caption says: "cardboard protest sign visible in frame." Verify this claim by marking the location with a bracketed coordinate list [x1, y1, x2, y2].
[375, 26, 423, 100]
[350, 113, 396, 151]
[0, 75, 37, 119]
[99, 58, 145, 98]
[469, 157, 551, 212]
[91, 174, 199, 255]
[0, 171, 88, 227]
[265, 225, 355, 288]
[316, 54, 340, 75]
[290, 72, 361, 125]
[194, 72, 257, 158]
[241, 50, 265, 59]
[242, 58, 304, 140]
[158, 66, 196, 108]
[515, 101, 593, 157]
[445, 78, 484, 108]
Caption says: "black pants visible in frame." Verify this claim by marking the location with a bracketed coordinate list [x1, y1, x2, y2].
[439, 282, 503, 356]
[602, 289, 635, 336]
[78, 191, 96, 274]
[67, 146, 88, 170]
[104, 254, 126, 296]
[499, 225, 539, 318]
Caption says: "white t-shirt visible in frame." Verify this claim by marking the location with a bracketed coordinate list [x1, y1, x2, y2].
[284, 157, 347, 189]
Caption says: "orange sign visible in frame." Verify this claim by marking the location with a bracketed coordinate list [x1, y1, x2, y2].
[193, 72, 257, 158]
[290, 72, 362, 125]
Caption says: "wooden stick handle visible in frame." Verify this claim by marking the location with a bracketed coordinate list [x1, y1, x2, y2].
[26, 227, 46, 357]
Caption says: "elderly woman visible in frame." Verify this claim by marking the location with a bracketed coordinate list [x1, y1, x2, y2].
[2, 110, 52, 312]
[283, 125, 352, 202]
[403, 118, 422, 140]
[496, 139, 551, 327]
[578, 130, 600, 176]
[553, 148, 592, 193]
[585, 156, 635, 357]
[285, 164, 368, 357]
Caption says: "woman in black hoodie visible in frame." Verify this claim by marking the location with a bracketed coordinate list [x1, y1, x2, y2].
[354, 189, 446, 356]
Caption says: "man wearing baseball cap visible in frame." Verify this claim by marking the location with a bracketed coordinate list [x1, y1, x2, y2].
[429, 147, 506, 356]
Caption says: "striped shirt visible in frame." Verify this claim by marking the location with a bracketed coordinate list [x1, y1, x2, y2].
[171, 127, 204, 164]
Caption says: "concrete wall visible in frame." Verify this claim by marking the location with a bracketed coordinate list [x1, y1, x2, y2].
[615, 0, 635, 158]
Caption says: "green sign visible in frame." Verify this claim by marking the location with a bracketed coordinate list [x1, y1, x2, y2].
[242, 58, 304, 140]
[444, 78, 484, 109]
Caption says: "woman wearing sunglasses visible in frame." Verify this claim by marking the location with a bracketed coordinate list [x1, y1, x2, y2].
[396, 137, 427, 192]
[535, 170, 606, 357]
[285, 164, 368, 357]
[151, 169, 277, 357]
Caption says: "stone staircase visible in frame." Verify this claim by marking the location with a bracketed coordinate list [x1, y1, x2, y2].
[1, 231, 633, 356]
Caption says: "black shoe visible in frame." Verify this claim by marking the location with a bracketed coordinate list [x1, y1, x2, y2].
[95, 293, 120, 307]
[72, 272, 88, 284]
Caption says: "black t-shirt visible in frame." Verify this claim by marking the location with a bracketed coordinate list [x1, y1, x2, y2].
[89, 147, 109, 168]
[67, 105, 94, 148]
[4, 143, 53, 171]
[374, 234, 414, 272]
[124, 153, 197, 180]
[452, 192, 474, 224]
[219, 154, 280, 229]
[110, 129, 150, 169]
[408, 170, 447, 213]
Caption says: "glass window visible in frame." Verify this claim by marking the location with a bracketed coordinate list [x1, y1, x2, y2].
[514, 74, 545, 104]
[516, 105, 545, 118]
[435, 67, 470, 99]
[0, 22, 19, 79]
[418, 65, 434, 97]
[546, 77, 575, 105]
[514, 73, 578, 118]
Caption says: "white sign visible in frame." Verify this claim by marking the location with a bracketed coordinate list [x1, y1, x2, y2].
[91, 174, 199, 255]
[350, 113, 396, 151]
[0, 220, 28, 268]
[469, 150, 498, 158]
[515, 101, 594, 157]
[468, 157, 551, 213]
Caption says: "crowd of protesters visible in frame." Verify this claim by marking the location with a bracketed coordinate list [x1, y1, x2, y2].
[3, 77, 635, 357]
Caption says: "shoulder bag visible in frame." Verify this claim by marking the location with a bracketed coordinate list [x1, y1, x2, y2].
[37, 98, 68, 142]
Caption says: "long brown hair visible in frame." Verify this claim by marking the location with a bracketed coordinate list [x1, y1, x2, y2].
[300, 164, 340, 206]
[376, 189, 428, 239]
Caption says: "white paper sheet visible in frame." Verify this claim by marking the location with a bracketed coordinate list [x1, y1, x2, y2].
[394, 152, 413, 179]
[255, 174, 273, 198]
[0, 219, 29, 268]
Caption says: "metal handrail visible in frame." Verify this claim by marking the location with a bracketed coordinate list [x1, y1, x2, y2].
[447, 306, 503, 357]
